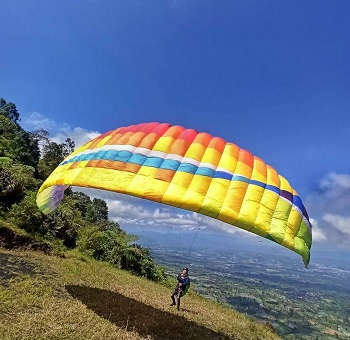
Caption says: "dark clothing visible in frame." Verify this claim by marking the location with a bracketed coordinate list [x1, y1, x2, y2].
[170, 273, 190, 310]
[177, 274, 189, 288]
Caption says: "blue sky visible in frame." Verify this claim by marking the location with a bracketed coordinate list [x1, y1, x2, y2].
[1, 1, 350, 253]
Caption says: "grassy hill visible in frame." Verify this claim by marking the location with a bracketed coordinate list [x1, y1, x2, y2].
[0, 248, 279, 340]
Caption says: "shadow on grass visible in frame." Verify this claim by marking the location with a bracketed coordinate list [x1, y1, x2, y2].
[0, 252, 39, 285]
[66, 285, 234, 340]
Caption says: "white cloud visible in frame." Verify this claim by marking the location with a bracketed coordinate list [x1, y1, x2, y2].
[21, 111, 58, 132]
[320, 173, 350, 191]
[305, 173, 350, 247]
[21, 112, 100, 148]
[309, 218, 327, 242]
[50, 126, 100, 149]
[323, 214, 350, 236]
[107, 195, 203, 230]
[74, 188, 247, 235]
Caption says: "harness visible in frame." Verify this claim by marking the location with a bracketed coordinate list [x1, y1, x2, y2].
[176, 275, 190, 296]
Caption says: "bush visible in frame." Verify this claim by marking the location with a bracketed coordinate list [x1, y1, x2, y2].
[7, 191, 84, 248]
[7, 191, 45, 233]
[77, 225, 106, 259]
[0, 162, 39, 210]
[77, 225, 166, 282]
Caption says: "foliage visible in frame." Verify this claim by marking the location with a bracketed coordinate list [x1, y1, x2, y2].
[0, 98, 20, 123]
[0, 113, 40, 168]
[0, 162, 39, 211]
[97, 219, 123, 233]
[12, 129, 40, 167]
[29, 128, 50, 145]
[36, 138, 75, 180]
[7, 192, 85, 248]
[0, 116, 18, 159]
[77, 225, 166, 282]
[86, 198, 108, 223]
[72, 191, 91, 218]
[6, 192, 44, 233]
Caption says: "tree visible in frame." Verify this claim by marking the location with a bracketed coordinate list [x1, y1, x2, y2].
[0, 161, 39, 211]
[7, 191, 86, 248]
[0, 114, 40, 168]
[72, 191, 92, 218]
[0, 109, 40, 168]
[43, 199, 83, 247]
[0, 98, 20, 123]
[6, 191, 45, 233]
[86, 198, 108, 223]
[0, 116, 18, 160]
[97, 219, 123, 233]
[77, 225, 166, 282]
[12, 130, 40, 168]
[62, 137, 75, 157]
[29, 129, 50, 148]
[37, 138, 76, 179]
[0, 114, 18, 137]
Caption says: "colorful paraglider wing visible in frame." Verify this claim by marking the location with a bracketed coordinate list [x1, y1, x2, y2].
[36, 122, 312, 265]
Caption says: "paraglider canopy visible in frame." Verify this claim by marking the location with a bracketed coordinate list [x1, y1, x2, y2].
[36, 122, 312, 266]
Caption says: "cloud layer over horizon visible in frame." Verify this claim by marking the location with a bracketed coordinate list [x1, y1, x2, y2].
[77, 188, 246, 235]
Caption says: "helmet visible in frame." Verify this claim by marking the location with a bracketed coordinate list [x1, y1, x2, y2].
[183, 267, 189, 272]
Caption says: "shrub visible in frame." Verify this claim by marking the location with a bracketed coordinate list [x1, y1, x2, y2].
[77, 225, 166, 282]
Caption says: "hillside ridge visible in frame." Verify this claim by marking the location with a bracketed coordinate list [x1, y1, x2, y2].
[0, 248, 279, 340]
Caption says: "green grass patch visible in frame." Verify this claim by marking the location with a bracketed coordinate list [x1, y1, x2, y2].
[0, 248, 280, 340]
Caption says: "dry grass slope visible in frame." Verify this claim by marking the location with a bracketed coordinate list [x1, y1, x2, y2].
[0, 249, 280, 340]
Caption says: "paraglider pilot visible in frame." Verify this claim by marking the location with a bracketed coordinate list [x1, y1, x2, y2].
[170, 267, 190, 310]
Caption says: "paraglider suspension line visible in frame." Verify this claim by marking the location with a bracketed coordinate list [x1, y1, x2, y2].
[188, 214, 204, 255]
